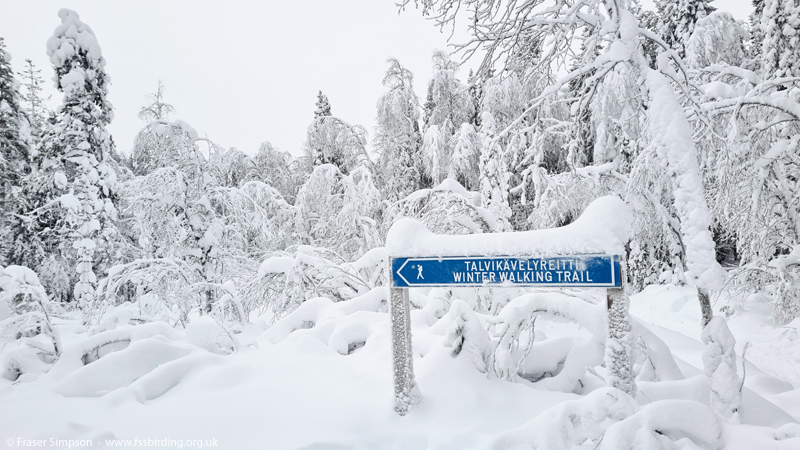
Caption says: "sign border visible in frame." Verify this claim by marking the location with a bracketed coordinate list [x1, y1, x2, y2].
[390, 254, 620, 288]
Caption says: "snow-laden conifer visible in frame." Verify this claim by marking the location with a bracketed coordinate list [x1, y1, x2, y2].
[656, 0, 716, 58]
[19, 10, 119, 320]
[761, 0, 800, 78]
[0, 39, 32, 267]
[314, 90, 331, 118]
[17, 59, 50, 140]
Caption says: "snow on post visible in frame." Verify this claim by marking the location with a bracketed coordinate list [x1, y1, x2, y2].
[605, 262, 636, 396]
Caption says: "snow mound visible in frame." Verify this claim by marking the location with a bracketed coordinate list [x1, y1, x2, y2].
[489, 387, 639, 450]
[600, 399, 723, 449]
[186, 316, 236, 354]
[55, 338, 193, 397]
[262, 288, 388, 354]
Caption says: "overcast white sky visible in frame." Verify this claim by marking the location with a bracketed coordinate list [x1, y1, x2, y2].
[1, 0, 752, 157]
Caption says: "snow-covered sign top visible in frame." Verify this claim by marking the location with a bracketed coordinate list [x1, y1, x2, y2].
[387, 196, 632, 258]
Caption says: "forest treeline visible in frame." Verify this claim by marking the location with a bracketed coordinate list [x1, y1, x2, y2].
[0, 0, 799, 343]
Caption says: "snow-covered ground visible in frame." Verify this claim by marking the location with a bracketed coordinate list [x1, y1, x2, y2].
[1, 284, 799, 449]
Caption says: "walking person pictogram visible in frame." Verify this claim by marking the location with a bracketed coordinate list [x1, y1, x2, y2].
[417, 265, 424, 279]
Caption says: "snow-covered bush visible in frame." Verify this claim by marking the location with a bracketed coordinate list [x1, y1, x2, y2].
[768, 245, 800, 324]
[701, 316, 742, 423]
[130, 119, 202, 176]
[527, 171, 622, 230]
[442, 299, 493, 373]
[486, 292, 606, 391]
[599, 399, 723, 449]
[247, 246, 386, 321]
[246, 141, 307, 204]
[104, 164, 292, 324]
[0, 265, 61, 381]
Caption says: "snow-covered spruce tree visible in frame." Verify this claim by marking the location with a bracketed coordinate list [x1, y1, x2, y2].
[750, 0, 766, 61]
[314, 90, 331, 118]
[23, 9, 119, 322]
[422, 125, 448, 183]
[305, 93, 371, 175]
[656, 0, 716, 58]
[0, 38, 32, 267]
[374, 58, 429, 200]
[761, 0, 800, 78]
[18, 59, 50, 141]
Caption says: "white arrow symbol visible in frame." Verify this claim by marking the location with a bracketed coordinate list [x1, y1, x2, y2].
[396, 259, 411, 285]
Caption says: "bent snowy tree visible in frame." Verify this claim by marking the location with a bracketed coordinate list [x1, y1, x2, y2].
[403, 0, 739, 419]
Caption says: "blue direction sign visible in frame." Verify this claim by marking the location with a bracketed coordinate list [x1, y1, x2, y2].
[391, 254, 620, 288]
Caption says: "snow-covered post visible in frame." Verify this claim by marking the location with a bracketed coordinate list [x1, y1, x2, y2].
[389, 285, 419, 415]
[605, 257, 636, 396]
[385, 221, 424, 416]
